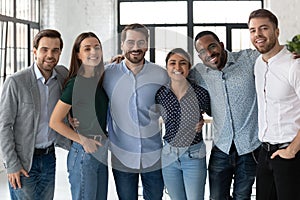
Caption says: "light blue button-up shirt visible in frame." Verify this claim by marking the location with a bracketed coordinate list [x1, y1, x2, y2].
[34, 63, 60, 148]
[103, 60, 169, 169]
[189, 49, 261, 155]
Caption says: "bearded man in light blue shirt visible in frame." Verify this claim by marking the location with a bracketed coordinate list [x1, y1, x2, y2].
[103, 23, 169, 200]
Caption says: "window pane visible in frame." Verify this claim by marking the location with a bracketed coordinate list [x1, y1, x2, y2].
[120, 1, 187, 25]
[231, 28, 254, 52]
[6, 22, 15, 76]
[0, 0, 14, 16]
[16, 0, 39, 22]
[0, 76, 3, 93]
[193, 26, 226, 64]
[16, 0, 29, 20]
[155, 27, 188, 67]
[0, 21, 7, 84]
[16, 23, 28, 71]
[193, 1, 261, 23]
[30, 28, 39, 63]
[33, 0, 40, 22]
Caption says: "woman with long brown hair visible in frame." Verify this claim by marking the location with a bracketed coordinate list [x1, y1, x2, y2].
[50, 32, 108, 200]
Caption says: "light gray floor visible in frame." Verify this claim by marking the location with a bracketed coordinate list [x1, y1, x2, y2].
[0, 140, 255, 200]
[0, 147, 120, 200]
[0, 147, 176, 200]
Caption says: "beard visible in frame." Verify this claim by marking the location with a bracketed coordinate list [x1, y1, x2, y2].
[203, 51, 226, 70]
[38, 58, 58, 71]
[124, 50, 146, 64]
[254, 35, 277, 54]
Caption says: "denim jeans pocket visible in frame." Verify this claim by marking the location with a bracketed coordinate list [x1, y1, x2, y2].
[188, 143, 206, 159]
[93, 138, 109, 162]
[188, 149, 205, 159]
[67, 146, 79, 172]
[162, 145, 172, 156]
[83, 151, 93, 160]
[161, 145, 177, 168]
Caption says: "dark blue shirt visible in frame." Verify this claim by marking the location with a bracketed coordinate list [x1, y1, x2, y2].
[155, 81, 210, 147]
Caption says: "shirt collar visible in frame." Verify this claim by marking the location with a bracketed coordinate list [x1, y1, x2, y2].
[225, 50, 235, 66]
[215, 50, 234, 71]
[267, 45, 287, 64]
[165, 80, 193, 94]
[34, 63, 57, 83]
[164, 81, 172, 91]
[121, 59, 149, 75]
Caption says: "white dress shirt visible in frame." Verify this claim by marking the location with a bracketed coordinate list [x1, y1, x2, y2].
[254, 47, 300, 144]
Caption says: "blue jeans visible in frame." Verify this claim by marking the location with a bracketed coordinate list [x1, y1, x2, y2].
[9, 152, 56, 200]
[112, 155, 164, 200]
[162, 142, 207, 200]
[67, 142, 108, 200]
[208, 144, 259, 200]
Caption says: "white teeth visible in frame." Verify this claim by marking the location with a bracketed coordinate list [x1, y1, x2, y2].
[256, 39, 265, 43]
[173, 71, 182, 75]
[209, 57, 217, 63]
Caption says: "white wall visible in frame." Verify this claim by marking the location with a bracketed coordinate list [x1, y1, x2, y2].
[40, 0, 118, 67]
[264, 0, 300, 44]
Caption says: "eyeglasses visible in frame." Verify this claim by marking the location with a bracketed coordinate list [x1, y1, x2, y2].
[125, 40, 147, 48]
[197, 43, 218, 57]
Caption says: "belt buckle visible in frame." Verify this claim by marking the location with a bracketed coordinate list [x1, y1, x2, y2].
[264, 142, 271, 151]
[278, 142, 290, 149]
[44, 144, 54, 155]
[44, 147, 50, 155]
[94, 135, 102, 140]
[92, 135, 102, 142]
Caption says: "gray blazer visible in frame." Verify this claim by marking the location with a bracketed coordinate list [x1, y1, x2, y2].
[0, 65, 71, 174]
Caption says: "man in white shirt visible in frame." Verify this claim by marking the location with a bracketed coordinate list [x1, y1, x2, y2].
[248, 9, 300, 200]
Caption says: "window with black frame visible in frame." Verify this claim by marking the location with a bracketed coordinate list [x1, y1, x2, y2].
[117, 0, 263, 66]
[0, 0, 39, 86]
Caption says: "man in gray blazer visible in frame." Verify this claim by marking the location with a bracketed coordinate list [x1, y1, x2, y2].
[0, 29, 70, 200]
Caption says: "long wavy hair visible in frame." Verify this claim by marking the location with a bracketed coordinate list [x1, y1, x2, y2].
[64, 32, 105, 87]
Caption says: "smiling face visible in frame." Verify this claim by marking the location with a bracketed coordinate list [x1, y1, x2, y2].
[249, 17, 279, 55]
[195, 34, 227, 70]
[121, 30, 148, 66]
[33, 37, 61, 77]
[77, 37, 102, 68]
[166, 53, 190, 82]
